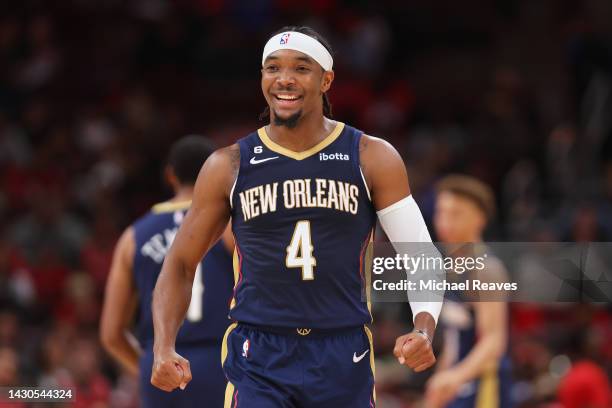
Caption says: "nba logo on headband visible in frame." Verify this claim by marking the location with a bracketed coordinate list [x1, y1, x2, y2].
[263, 31, 333, 71]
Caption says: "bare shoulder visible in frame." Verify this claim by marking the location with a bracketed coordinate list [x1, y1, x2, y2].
[359, 134, 403, 162]
[204, 143, 240, 182]
[112, 226, 135, 268]
[206, 143, 240, 176]
[116, 226, 135, 253]
[193, 143, 240, 200]
[359, 134, 410, 205]
[359, 133, 405, 173]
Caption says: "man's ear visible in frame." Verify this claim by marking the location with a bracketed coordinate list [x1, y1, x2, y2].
[476, 211, 488, 235]
[164, 165, 179, 191]
[321, 70, 334, 93]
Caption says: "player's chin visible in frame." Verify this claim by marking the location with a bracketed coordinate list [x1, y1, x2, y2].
[273, 104, 302, 118]
[274, 110, 299, 121]
[272, 108, 303, 128]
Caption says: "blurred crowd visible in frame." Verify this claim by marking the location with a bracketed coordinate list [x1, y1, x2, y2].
[0, 0, 610, 407]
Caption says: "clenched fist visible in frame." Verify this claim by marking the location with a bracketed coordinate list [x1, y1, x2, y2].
[151, 347, 192, 392]
[393, 330, 436, 372]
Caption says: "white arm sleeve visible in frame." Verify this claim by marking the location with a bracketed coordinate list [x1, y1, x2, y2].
[376, 195, 443, 326]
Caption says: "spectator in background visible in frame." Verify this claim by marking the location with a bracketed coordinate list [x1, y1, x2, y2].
[80, 204, 121, 294]
[0, 309, 19, 348]
[0, 346, 20, 386]
[37, 323, 73, 389]
[8, 184, 87, 268]
[63, 336, 111, 408]
[558, 361, 610, 408]
[0, 347, 25, 407]
[557, 324, 611, 408]
[55, 272, 100, 328]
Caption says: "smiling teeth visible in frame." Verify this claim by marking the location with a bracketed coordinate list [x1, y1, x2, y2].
[277, 95, 299, 100]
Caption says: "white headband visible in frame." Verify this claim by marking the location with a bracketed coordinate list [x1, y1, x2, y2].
[262, 31, 333, 71]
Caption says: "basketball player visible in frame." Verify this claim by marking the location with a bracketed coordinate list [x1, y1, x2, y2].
[151, 27, 442, 407]
[100, 136, 234, 407]
[425, 175, 512, 408]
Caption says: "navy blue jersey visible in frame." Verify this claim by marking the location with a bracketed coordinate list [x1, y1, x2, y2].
[229, 122, 376, 329]
[441, 254, 513, 408]
[441, 252, 511, 362]
[133, 201, 234, 347]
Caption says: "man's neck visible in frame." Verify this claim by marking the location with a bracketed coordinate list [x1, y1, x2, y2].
[444, 233, 483, 244]
[170, 186, 194, 203]
[462, 233, 482, 243]
[267, 112, 335, 152]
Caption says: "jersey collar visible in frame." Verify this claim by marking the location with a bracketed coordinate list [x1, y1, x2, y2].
[151, 200, 192, 213]
[257, 121, 345, 161]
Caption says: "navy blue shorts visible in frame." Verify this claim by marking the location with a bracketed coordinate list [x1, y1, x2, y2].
[140, 341, 227, 408]
[222, 323, 376, 408]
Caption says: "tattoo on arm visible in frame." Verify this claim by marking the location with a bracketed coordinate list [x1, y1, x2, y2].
[359, 134, 369, 154]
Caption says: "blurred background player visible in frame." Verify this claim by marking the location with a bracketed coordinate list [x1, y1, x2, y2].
[425, 175, 511, 408]
[100, 136, 234, 407]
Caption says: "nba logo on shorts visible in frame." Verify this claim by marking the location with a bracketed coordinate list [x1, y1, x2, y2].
[242, 339, 250, 358]
[280, 33, 290, 45]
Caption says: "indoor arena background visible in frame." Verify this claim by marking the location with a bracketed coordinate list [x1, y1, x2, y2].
[0, 1, 610, 407]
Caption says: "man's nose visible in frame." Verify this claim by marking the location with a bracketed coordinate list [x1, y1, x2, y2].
[276, 68, 296, 87]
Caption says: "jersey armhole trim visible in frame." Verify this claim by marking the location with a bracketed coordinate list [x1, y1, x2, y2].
[229, 173, 238, 209]
[359, 166, 372, 201]
[355, 131, 372, 202]
[130, 224, 140, 280]
[230, 141, 245, 209]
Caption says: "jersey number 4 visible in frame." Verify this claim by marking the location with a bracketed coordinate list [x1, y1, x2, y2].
[286, 221, 317, 280]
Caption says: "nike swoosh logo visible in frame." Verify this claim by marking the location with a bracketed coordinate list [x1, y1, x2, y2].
[250, 156, 279, 165]
[353, 349, 369, 363]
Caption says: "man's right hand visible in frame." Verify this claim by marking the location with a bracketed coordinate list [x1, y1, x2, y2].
[151, 348, 192, 392]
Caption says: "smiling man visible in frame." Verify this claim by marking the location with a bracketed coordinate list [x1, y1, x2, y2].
[151, 26, 441, 407]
